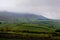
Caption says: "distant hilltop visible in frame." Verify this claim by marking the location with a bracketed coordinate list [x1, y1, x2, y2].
[0, 11, 50, 23]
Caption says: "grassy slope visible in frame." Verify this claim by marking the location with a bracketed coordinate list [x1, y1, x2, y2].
[0, 21, 55, 32]
[0, 20, 60, 39]
[0, 20, 57, 32]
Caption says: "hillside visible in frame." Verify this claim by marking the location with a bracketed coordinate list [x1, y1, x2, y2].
[0, 11, 49, 23]
[0, 11, 60, 29]
[0, 12, 60, 40]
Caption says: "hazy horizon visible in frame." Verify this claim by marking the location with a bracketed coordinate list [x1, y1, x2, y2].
[0, 0, 60, 19]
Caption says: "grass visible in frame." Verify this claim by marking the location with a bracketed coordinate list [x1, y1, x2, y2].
[0, 20, 60, 40]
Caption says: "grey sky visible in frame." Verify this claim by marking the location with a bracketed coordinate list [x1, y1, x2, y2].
[0, 0, 60, 19]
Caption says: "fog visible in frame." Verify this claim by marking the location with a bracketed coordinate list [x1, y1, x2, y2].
[0, 0, 60, 19]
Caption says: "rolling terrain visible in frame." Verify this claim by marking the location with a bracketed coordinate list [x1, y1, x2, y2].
[0, 11, 60, 40]
[0, 11, 49, 23]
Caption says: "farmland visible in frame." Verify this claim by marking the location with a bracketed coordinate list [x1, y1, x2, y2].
[0, 20, 60, 40]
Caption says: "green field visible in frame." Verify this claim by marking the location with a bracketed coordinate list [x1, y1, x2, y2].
[0, 20, 60, 40]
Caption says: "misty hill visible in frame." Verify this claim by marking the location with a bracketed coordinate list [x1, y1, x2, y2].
[0, 11, 49, 23]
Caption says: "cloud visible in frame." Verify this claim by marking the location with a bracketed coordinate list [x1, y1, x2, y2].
[31, 0, 60, 19]
[0, 0, 60, 19]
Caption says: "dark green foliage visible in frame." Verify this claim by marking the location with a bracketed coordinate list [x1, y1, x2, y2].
[55, 30, 60, 32]
[0, 22, 1, 24]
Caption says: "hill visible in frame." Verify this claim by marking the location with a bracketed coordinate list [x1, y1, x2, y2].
[0, 11, 49, 23]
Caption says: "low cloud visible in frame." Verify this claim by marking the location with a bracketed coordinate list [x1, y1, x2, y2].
[0, 0, 60, 19]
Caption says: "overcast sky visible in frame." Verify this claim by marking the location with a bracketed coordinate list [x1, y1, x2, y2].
[0, 0, 60, 19]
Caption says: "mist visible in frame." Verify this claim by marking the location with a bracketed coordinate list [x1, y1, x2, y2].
[0, 0, 60, 19]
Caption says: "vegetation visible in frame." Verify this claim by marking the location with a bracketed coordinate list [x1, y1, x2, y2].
[0, 20, 60, 40]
